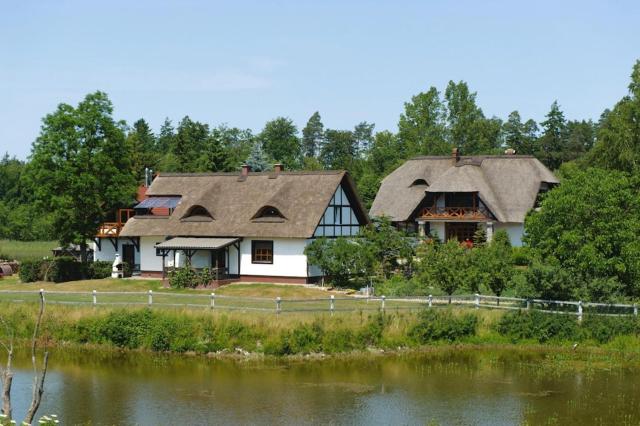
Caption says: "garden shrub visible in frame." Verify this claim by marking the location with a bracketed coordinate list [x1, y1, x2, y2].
[168, 267, 214, 288]
[95, 309, 155, 348]
[410, 309, 478, 343]
[19, 258, 46, 282]
[49, 256, 85, 282]
[581, 315, 640, 344]
[496, 310, 580, 343]
[88, 260, 112, 279]
[322, 328, 357, 353]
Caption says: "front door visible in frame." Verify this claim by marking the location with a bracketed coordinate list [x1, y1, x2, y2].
[122, 244, 135, 272]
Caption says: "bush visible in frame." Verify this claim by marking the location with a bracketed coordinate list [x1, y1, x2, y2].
[95, 309, 155, 349]
[49, 256, 86, 283]
[88, 261, 112, 279]
[168, 267, 214, 289]
[19, 258, 47, 282]
[511, 246, 531, 266]
[496, 310, 579, 343]
[582, 315, 640, 344]
[409, 309, 478, 343]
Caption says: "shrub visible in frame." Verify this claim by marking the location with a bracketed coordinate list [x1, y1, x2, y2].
[582, 315, 640, 344]
[19, 258, 47, 282]
[409, 309, 478, 343]
[49, 256, 86, 282]
[511, 246, 531, 266]
[95, 309, 155, 348]
[168, 267, 214, 288]
[322, 328, 357, 353]
[89, 261, 112, 279]
[496, 310, 579, 343]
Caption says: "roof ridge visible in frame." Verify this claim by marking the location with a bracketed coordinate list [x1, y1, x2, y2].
[408, 155, 537, 161]
[157, 170, 345, 177]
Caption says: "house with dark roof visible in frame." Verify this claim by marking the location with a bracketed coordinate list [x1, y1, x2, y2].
[370, 149, 558, 246]
[92, 164, 369, 284]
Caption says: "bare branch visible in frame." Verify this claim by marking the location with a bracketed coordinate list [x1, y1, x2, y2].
[0, 315, 14, 420]
[23, 289, 49, 425]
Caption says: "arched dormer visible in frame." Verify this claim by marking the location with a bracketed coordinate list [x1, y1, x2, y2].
[252, 205, 286, 222]
[410, 178, 428, 187]
[181, 205, 214, 222]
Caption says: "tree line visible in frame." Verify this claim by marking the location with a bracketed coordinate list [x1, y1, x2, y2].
[0, 60, 638, 254]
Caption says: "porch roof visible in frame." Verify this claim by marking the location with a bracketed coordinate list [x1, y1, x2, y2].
[155, 237, 240, 250]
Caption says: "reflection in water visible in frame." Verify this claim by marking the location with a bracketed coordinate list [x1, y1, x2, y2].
[7, 349, 640, 425]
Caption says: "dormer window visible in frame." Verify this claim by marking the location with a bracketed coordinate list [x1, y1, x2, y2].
[410, 179, 428, 187]
[181, 205, 213, 222]
[252, 205, 286, 222]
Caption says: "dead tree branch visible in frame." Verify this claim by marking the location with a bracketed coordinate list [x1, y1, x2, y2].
[0, 315, 14, 420]
[23, 289, 50, 425]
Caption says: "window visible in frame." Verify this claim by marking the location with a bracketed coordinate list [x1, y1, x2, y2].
[252, 240, 273, 264]
[410, 179, 428, 187]
[252, 206, 286, 222]
[181, 205, 213, 221]
[445, 222, 477, 242]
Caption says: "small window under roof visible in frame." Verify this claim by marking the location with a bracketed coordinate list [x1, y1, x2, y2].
[181, 205, 214, 222]
[252, 205, 286, 223]
[410, 179, 428, 187]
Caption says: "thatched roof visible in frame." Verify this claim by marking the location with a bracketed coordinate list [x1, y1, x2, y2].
[120, 170, 368, 239]
[370, 155, 559, 223]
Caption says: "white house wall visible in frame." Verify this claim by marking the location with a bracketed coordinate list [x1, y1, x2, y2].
[140, 236, 164, 272]
[92, 238, 141, 266]
[428, 222, 446, 241]
[494, 223, 524, 247]
[240, 238, 308, 277]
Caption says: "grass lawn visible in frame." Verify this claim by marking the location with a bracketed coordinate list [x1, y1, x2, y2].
[0, 239, 57, 261]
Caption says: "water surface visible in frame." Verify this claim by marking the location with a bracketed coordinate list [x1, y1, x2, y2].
[8, 348, 640, 425]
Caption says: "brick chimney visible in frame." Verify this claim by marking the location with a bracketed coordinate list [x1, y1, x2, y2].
[238, 164, 251, 181]
[269, 163, 284, 179]
[452, 147, 461, 164]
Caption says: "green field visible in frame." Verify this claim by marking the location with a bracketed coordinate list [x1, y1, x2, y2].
[0, 239, 57, 261]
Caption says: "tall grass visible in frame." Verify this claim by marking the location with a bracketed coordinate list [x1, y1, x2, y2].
[0, 240, 57, 261]
[3, 303, 640, 356]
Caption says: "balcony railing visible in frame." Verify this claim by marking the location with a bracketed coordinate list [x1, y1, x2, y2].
[418, 206, 488, 221]
[96, 209, 135, 238]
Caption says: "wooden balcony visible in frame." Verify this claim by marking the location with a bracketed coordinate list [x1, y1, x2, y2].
[96, 209, 135, 238]
[418, 206, 488, 221]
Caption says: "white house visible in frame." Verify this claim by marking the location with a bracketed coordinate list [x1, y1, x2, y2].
[369, 149, 559, 246]
[93, 164, 369, 284]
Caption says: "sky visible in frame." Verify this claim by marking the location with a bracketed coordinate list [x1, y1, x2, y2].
[1, 0, 639, 159]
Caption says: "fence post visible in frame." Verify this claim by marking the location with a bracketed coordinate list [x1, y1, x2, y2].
[210, 293, 215, 310]
[381, 295, 386, 312]
[577, 301, 583, 322]
[634, 304, 638, 317]
[148, 290, 153, 306]
[526, 299, 531, 310]
[428, 294, 432, 308]
[330, 295, 335, 315]
[92, 290, 97, 306]
[40, 289, 45, 304]
[475, 293, 480, 309]
[276, 296, 281, 314]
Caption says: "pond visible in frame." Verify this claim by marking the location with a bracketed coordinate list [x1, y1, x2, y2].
[7, 348, 640, 425]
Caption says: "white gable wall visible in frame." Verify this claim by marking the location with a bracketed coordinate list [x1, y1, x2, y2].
[93, 239, 140, 267]
[240, 238, 308, 278]
[493, 223, 524, 247]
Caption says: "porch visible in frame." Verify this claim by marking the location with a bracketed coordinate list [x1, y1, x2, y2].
[155, 237, 242, 284]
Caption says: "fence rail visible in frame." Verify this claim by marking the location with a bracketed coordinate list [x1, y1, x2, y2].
[0, 289, 637, 319]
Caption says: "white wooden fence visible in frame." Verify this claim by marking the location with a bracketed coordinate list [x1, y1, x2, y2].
[0, 289, 638, 319]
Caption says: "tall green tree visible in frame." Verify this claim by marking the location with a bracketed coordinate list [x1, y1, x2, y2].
[524, 166, 640, 299]
[259, 117, 301, 169]
[25, 91, 137, 262]
[444, 81, 500, 154]
[536, 101, 568, 169]
[503, 111, 539, 154]
[301, 112, 324, 158]
[172, 116, 209, 172]
[353, 121, 375, 155]
[398, 87, 448, 156]
[126, 118, 158, 180]
[587, 60, 640, 172]
[320, 129, 357, 170]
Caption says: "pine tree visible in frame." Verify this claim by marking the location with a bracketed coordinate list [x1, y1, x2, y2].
[302, 112, 324, 158]
[246, 142, 270, 172]
[537, 101, 568, 169]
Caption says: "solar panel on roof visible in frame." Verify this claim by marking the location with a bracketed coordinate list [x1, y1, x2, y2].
[134, 197, 181, 209]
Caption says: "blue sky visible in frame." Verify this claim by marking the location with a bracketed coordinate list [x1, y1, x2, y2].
[1, 0, 639, 159]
